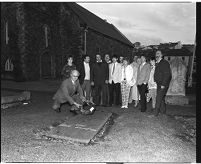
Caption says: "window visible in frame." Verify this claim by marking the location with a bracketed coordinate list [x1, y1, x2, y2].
[44, 25, 49, 47]
[5, 58, 14, 71]
[96, 47, 101, 54]
[5, 21, 9, 44]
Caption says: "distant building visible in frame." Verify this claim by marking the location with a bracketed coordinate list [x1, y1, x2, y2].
[159, 41, 182, 50]
[132, 41, 195, 78]
[1, 2, 133, 81]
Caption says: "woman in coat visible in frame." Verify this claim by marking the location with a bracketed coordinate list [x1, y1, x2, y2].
[129, 56, 141, 107]
[61, 55, 76, 80]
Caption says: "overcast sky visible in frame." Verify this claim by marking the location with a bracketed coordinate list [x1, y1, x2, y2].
[78, 3, 196, 46]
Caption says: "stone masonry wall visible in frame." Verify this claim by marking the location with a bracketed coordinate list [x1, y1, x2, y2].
[86, 29, 133, 63]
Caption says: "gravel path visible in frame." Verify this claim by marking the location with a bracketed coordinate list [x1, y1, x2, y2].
[1, 91, 196, 162]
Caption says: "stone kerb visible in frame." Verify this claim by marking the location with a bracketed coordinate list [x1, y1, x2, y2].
[1, 91, 31, 109]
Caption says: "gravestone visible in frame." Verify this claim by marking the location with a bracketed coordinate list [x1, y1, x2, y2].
[1, 91, 31, 109]
[166, 57, 189, 105]
[42, 110, 113, 144]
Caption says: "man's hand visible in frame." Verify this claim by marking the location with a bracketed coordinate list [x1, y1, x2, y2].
[105, 80, 109, 84]
[81, 96, 86, 102]
[74, 102, 82, 108]
[161, 85, 165, 89]
[91, 81, 94, 86]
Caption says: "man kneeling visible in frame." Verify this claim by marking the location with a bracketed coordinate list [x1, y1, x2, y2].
[52, 69, 89, 114]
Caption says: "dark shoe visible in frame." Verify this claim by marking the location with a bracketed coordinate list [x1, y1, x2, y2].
[54, 108, 61, 113]
[161, 110, 166, 114]
[70, 110, 78, 115]
[154, 109, 160, 117]
[150, 108, 155, 112]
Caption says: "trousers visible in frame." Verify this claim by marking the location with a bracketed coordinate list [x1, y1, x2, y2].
[155, 85, 169, 114]
[137, 84, 148, 112]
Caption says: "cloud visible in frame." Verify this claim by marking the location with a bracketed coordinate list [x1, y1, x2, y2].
[115, 19, 137, 29]
[125, 32, 164, 46]
[78, 3, 196, 45]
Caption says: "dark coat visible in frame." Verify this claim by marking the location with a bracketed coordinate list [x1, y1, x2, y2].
[91, 61, 109, 85]
[53, 78, 83, 105]
[154, 59, 172, 87]
[78, 61, 92, 85]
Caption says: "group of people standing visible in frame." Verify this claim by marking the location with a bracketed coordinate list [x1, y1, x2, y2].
[52, 50, 172, 117]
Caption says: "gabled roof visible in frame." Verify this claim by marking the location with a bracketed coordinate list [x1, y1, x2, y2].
[67, 3, 133, 47]
[182, 44, 195, 53]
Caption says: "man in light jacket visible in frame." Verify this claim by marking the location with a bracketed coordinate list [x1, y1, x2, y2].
[137, 55, 151, 112]
[108, 54, 122, 106]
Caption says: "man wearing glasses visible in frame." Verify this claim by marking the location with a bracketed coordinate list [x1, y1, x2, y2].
[154, 50, 172, 116]
[52, 69, 86, 113]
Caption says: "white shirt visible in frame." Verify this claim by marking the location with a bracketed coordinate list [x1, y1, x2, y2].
[84, 61, 90, 80]
[148, 66, 157, 89]
[111, 62, 116, 77]
[109, 62, 122, 84]
[140, 62, 146, 71]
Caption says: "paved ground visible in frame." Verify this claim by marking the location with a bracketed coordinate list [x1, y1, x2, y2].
[1, 90, 196, 162]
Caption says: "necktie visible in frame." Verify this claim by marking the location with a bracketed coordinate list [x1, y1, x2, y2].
[124, 66, 126, 79]
[140, 64, 143, 71]
[112, 63, 115, 75]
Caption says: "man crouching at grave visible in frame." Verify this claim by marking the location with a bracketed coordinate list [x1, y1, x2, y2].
[52, 69, 87, 114]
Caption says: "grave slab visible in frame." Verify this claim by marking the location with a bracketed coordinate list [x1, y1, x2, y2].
[165, 95, 189, 105]
[43, 110, 113, 144]
[1, 91, 31, 109]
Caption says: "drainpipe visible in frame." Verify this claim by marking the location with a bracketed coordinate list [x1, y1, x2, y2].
[84, 28, 88, 55]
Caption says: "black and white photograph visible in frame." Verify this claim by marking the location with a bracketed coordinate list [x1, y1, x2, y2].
[1, 1, 196, 162]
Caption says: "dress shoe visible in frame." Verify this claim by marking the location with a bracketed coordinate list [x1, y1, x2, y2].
[150, 108, 155, 112]
[154, 110, 160, 117]
[54, 108, 61, 113]
[70, 110, 78, 115]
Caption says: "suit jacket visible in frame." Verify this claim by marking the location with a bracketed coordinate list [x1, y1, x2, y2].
[154, 59, 172, 87]
[78, 61, 92, 85]
[53, 78, 84, 105]
[91, 61, 109, 85]
[137, 62, 151, 85]
[109, 62, 122, 84]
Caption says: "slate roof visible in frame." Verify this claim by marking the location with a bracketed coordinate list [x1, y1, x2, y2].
[67, 3, 133, 47]
[164, 48, 192, 56]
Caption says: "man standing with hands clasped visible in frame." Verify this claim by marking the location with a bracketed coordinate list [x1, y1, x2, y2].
[154, 50, 172, 116]
[137, 55, 151, 112]
[91, 54, 109, 107]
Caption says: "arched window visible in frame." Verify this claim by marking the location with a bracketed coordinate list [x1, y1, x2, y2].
[44, 25, 49, 47]
[5, 58, 14, 71]
[96, 47, 101, 54]
[5, 21, 9, 45]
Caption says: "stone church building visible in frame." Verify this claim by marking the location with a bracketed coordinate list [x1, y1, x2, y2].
[1, 2, 133, 81]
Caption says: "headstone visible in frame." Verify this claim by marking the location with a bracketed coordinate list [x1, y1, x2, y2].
[167, 57, 187, 96]
[166, 57, 189, 105]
